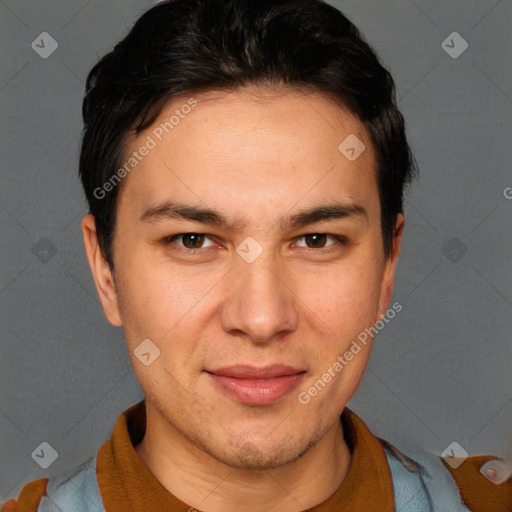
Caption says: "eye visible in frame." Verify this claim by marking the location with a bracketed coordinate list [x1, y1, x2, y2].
[162, 232, 348, 254]
[163, 233, 217, 251]
[294, 233, 348, 251]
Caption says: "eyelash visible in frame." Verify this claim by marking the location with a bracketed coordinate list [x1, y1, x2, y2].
[162, 233, 348, 254]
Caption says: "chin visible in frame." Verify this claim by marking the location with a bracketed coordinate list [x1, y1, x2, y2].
[203, 431, 317, 471]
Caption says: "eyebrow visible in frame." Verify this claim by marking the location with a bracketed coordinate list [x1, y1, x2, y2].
[139, 200, 368, 232]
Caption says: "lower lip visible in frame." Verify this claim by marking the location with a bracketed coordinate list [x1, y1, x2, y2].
[207, 372, 305, 406]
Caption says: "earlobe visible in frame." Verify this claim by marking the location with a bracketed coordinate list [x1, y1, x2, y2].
[81, 214, 123, 327]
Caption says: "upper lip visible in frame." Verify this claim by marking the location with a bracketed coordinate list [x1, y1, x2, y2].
[206, 365, 305, 379]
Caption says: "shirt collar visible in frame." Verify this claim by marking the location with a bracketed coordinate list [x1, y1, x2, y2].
[96, 401, 395, 511]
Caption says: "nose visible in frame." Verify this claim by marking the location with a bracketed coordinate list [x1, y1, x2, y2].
[219, 249, 299, 345]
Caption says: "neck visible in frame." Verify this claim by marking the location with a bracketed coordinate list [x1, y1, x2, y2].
[135, 404, 352, 512]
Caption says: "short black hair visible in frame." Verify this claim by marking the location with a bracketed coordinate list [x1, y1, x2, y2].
[79, 0, 417, 270]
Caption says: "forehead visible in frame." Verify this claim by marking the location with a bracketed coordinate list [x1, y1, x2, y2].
[118, 86, 378, 223]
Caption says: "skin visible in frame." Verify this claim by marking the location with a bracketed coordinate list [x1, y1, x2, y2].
[82, 85, 404, 512]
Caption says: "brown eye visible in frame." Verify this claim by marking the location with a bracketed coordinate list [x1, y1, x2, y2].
[163, 233, 215, 251]
[295, 234, 347, 250]
[304, 234, 328, 248]
[180, 233, 205, 249]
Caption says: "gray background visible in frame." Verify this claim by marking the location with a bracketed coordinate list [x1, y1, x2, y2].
[1, 0, 511, 502]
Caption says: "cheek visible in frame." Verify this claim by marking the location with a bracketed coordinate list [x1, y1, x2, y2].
[297, 258, 382, 335]
[115, 252, 220, 354]
[115, 255, 179, 342]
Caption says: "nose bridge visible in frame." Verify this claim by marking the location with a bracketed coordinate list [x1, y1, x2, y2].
[239, 247, 281, 299]
[220, 242, 298, 342]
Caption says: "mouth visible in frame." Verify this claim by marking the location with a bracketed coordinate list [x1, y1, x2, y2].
[204, 365, 306, 406]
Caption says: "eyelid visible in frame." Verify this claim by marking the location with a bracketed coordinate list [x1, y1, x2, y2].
[163, 232, 348, 252]
[293, 234, 346, 249]
[163, 233, 218, 250]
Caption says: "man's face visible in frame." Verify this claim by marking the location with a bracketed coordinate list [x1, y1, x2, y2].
[85, 86, 402, 470]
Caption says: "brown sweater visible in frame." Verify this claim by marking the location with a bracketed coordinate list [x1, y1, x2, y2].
[2, 402, 510, 511]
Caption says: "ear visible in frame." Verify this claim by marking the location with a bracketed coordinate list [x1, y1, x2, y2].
[81, 214, 123, 326]
[376, 213, 405, 321]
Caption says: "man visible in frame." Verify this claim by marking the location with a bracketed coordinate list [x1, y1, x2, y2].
[3, 0, 509, 510]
